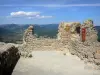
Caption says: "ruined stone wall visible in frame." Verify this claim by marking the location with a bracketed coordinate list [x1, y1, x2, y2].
[20, 20, 100, 68]
[69, 39, 100, 67]
[20, 38, 68, 52]
[57, 22, 81, 41]
[0, 44, 20, 75]
[23, 25, 35, 44]
[20, 25, 68, 54]
[81, 19, 98, 43]
[57, 20, 100, 68]
[18, 25, 71, 57]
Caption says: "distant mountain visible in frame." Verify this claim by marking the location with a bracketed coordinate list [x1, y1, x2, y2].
[0, 24, 26, 43]
[95, 26, 100, 42]
[0, 24, 59, 43]
[34, 24, 58, 38]
[95, 26, 100, 31]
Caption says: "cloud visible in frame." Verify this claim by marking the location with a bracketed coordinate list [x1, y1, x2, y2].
[28, 15, 53, 19]
[10, 11, 53, 19]
[11, 11, 40, 17]
[35, 4, 100, 7]
[1, 3, 100, 7]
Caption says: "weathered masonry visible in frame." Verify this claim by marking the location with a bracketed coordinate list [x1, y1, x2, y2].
[18, 19, 100, 68]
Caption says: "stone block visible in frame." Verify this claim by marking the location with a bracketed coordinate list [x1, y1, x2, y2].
[94, 53, 100, 59]
[94, 59, 100, 65]
[96, 50, 100, 54]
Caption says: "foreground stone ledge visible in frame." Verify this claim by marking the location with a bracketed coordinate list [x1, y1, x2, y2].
[0, 44, 20, 75]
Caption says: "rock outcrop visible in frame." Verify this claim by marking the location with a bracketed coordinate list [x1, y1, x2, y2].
[0, 44, 20, 75]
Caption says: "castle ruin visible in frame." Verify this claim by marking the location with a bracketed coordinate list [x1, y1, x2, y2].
[18, 19, 100, 67]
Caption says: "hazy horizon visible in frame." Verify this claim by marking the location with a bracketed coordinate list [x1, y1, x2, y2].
[0, 23, 100, 26]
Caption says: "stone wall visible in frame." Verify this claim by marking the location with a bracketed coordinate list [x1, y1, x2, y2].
[19, 25, 69, 56]
[20, 20, 100, 68]
[23, 25, 35, 44]
[57, 22, 81, 42]
[69, 39, 100, 67]
[0, 44, 20, 75]
[81, 19, 98, 43]
[57, 20, 100, 68]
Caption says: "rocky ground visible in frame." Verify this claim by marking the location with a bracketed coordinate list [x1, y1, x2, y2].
[12, 51, 100, 75]
[0, 43, 20, 75]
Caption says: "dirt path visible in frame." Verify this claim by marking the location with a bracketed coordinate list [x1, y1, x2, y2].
[12, 51, 100, 75]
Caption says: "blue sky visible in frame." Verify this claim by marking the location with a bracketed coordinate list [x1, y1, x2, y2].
[0, 0, 100, 25]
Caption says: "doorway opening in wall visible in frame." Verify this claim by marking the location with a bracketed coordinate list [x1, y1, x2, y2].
[33, 24, 59, 38]
[76, 26, 80, 34]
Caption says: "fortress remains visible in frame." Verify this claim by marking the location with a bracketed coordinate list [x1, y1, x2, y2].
[0, 19, 100, 74]
[18, 19, 100, 67]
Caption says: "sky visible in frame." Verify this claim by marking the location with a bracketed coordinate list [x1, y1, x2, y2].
[0, 0, 100, 25]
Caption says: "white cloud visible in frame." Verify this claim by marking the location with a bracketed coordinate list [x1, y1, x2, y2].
[10, 11, 53, 19]
[28, 15, 53, 19]
[40, 16, 53, 18]
[37, 4, 100, 7]
[11, 11, 40, 17]
[1, 4, 100, 7]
